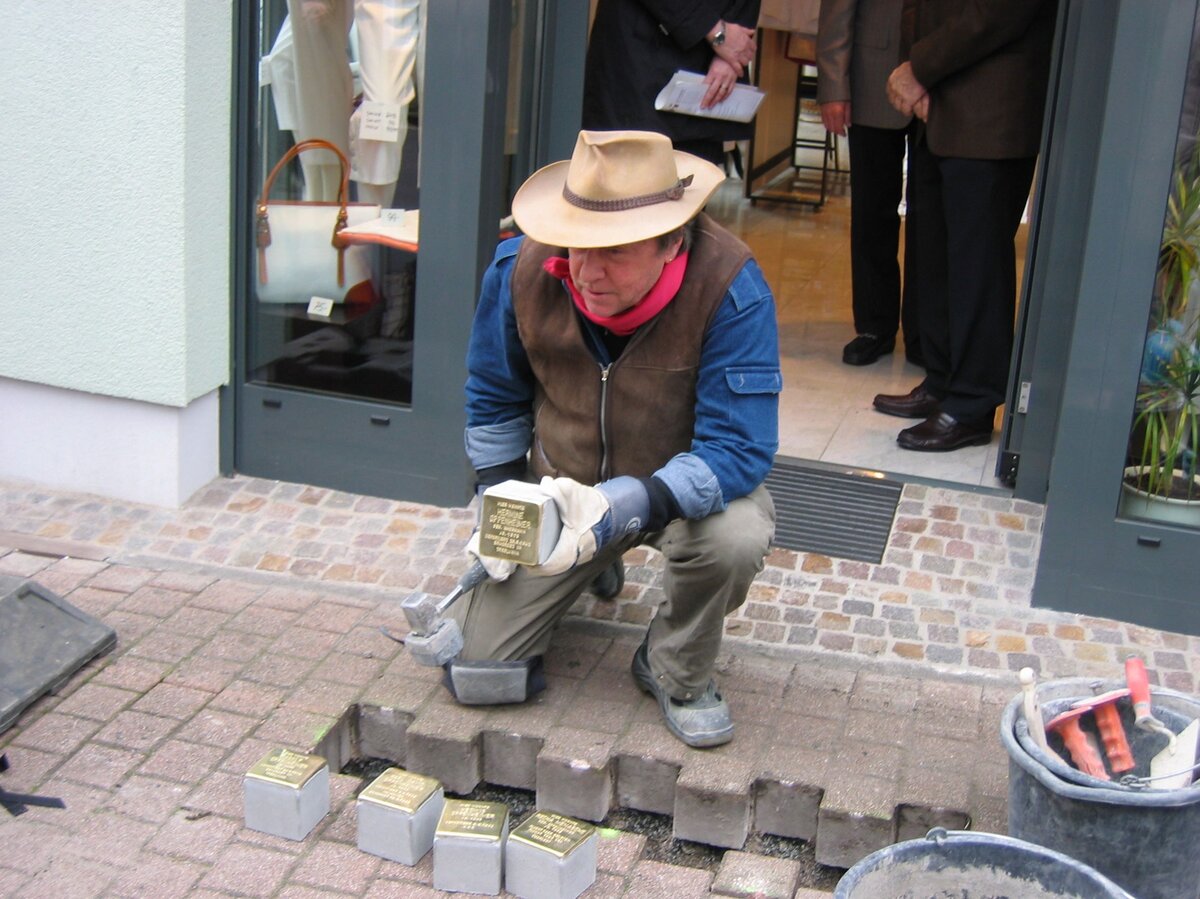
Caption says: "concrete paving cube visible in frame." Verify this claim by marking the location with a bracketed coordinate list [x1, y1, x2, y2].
[752, 742, 828, 841]
[614, 723, 685, 815]
[356, 767, 443, 865]
[505, 810, 597, 899]
[483, 729, 543, 790]
[711, 850, 800, 899]
[815, 773, 896, 868]
[356, 704, 412, 764]
[673, 756, 756, 849]
[433, 799, 509, 894]
[895, 802, 970, 843]
[753, 777, 823, 842]
[243, 748, 329, 841]
[536, 727, 615, 823]
[404, 703, 484, 795]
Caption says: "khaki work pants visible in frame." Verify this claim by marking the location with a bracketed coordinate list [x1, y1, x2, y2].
[450, 485, 775, 699]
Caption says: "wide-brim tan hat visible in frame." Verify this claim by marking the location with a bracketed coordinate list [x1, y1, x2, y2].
[511, 130, 725, 249]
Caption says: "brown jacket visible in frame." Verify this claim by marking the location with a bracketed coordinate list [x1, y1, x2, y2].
[511, 214, 752, 484]
[902, 0, 1058, 159]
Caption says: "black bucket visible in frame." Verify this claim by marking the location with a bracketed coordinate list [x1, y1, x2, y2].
[1002, 677, 1200, 899]
[834, 828, 1132, 898]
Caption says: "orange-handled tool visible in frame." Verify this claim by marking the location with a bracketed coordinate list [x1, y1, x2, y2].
[1046, 706, 1110, 780]
[1071, 689, 1134, 774]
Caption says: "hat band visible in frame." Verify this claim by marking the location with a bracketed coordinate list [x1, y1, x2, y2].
[562, 174, 694, 212]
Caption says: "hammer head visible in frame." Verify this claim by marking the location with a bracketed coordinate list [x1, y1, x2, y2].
[405, 619, 463, 667]
[401, 591, 441, 635]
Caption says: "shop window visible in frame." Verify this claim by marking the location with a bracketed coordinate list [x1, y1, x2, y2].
[250, 0, 423, 406]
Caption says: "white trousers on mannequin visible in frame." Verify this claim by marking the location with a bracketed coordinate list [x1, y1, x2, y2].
[349, 0, 424, 206]
[278, 0, 354, 201]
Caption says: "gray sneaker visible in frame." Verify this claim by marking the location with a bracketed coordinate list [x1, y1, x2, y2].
[630, 639, 733, 748]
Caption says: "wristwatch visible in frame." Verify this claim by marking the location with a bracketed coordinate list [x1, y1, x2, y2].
[710, 22, 726, 47]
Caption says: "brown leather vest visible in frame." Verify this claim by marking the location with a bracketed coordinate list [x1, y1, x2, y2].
[511, 213, 752, 484]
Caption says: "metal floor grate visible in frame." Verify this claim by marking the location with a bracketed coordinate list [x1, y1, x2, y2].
[764, 461, 903, 564]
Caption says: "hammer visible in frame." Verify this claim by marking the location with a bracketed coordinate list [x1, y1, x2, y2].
[401, 561, 489, 667]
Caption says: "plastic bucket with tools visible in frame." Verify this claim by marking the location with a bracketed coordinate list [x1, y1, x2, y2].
[1002, 675, 1200, 899]
[834, 828, 1132, 898]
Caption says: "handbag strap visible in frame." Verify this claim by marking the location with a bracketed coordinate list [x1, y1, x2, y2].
[255, 139, 356, 288]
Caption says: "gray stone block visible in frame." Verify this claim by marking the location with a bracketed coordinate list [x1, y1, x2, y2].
[536, 728, 615, 823]
[753, 741, 827, 841]
[753, 777, 822, 842]
[815, 774, 896, 868]
[433, 799, 509, 895]
[243, 748, 329, 841]
[895, 802, 970, 843]
[357, 704, 412, 763]
[356, 767, 444, 865]
[615, 752, 680, 815]
[483, 729, 543, 791]
[711, 850, 800, 899]
[673, 757, 755, 849]
[405, 704, 483, 795]
[505, 810, 597, 899]
[614, 722, 684, 815]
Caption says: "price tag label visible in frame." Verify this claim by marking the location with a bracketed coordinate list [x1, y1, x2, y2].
[307, 296, 335, 317]
[359, 101, 402, 142]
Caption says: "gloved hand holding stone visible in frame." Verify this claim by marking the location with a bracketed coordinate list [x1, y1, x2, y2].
[537, 476, 649, 576]
[466, 529, 517, 581]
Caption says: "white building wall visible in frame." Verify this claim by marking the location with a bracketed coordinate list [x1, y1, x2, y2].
[0, 2, 233, 506]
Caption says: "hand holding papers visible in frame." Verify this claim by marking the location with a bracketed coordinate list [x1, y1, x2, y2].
[654, 70, 765, 123]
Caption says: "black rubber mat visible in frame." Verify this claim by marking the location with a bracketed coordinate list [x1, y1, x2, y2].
[764, 460, 903, 564]
[0, 576, 116, 735]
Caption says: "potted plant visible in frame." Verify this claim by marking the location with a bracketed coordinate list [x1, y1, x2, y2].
[1122, 336, 1200, 524]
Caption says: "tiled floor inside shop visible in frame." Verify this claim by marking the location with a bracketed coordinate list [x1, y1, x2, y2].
[707, 172, 1014, 489]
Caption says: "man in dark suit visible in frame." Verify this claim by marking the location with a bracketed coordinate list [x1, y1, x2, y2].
[817, 0, 920, 367]
[872, 0, 1058, 451]
[583, 0, 761, 167]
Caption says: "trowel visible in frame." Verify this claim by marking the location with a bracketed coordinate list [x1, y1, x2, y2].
[1125, 656, 1200, 789]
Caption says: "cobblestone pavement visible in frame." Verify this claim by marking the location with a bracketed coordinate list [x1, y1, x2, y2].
[1, 474, 1197, 897]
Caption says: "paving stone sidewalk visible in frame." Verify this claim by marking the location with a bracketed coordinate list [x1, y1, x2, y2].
[1, 474, 1198, 897]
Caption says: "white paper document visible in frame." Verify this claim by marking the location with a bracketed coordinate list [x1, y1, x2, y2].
[654, 70, 765, 123]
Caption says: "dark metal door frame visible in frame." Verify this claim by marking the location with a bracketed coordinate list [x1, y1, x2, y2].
[1033, 0, 1200, 633]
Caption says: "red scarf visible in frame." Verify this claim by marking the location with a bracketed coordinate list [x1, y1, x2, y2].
[542, 252, 689, 336]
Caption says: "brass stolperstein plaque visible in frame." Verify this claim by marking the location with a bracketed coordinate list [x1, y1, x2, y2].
[479, 494, 543, 566]
[508, 810, 595, 858]
[435, 799, 508, 840]
[359, 767, 439, 814]
[246, 748, 326, 788]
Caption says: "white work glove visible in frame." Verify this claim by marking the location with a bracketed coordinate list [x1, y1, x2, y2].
[537, 476, 649, 576]
[466, 529, 517, 582]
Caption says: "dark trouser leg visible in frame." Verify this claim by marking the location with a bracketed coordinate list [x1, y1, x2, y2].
[905, 135, 950, 398]
[938, 155, 1037, 429]
[848, 125, 908, 340]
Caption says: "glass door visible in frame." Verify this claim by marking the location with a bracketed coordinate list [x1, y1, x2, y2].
[1034, 0, 1200, 635]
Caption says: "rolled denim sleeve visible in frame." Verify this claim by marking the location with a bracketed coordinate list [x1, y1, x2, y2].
[464, 238, 535, 471]
[654, 258, 781, 518]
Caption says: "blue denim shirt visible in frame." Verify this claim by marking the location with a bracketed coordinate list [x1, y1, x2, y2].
[465, 236, 781, 519]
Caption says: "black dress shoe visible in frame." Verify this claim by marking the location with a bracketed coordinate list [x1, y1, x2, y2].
[842, 334, 895, 366]
[897, 412, 992, 452]
[873, 383, 940, 418]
